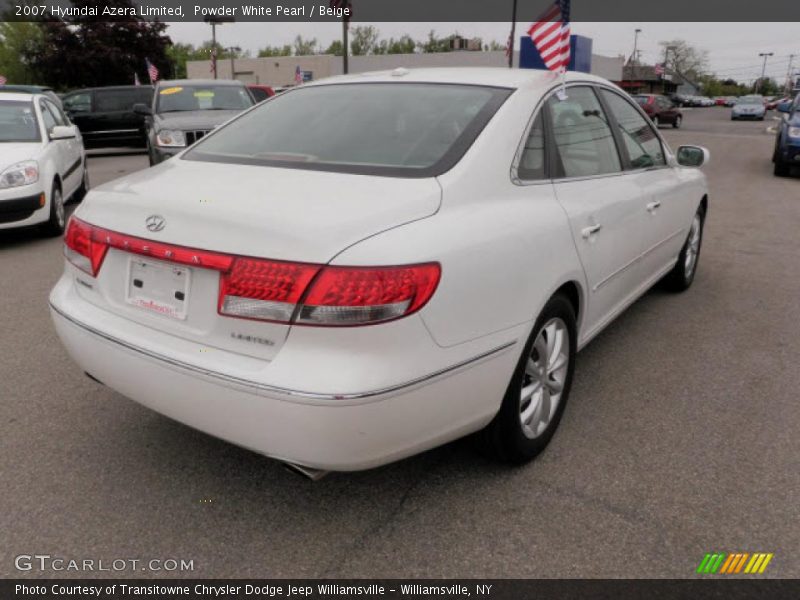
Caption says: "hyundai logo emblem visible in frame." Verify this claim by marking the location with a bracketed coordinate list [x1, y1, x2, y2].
[145, 215, 166, 232]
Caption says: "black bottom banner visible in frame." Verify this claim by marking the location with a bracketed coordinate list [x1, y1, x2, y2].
[3, 579, 800, 600]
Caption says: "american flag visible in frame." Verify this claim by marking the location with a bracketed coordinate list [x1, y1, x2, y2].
[0, 75, 6, 86]
[528, 0, 571, 72]
[145, 58, 159, 84]
[295, 65, 303, 85]
[654, 63, 665, 77]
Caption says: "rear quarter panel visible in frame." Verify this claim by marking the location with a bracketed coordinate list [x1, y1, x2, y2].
[333, 86, 587, 349]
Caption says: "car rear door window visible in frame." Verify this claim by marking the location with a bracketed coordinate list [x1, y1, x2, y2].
[600, 89, 666, 169]
[518, 111, 546, 180]
[547, 86, 622, 178]
[63, 92, 91, 113]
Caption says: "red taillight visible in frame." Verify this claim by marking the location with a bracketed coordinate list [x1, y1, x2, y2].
[296, 264, 441, 325]
[64, 218, 108, 276]
[64, 217, 440, 326]
[219, 258, 320, 323]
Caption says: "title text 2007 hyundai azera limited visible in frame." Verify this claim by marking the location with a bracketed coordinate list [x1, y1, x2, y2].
[50, 69, 709, 477]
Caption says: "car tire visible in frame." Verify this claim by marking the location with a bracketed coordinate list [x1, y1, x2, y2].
[774, 160, 790, 177]
[477, 293, 577, 464]
[72, 163, 89, 203]
[40, 181, 66, 237]
[662, 205, 705, 292]
[673, 115, 682, 129]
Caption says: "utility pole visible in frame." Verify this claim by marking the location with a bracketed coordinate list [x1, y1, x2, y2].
[227, 46, 241, 80]
[508, 0, 518, 69]
[342, 17, 349, 74]
[786, 54, 796, 94]
[758, 52, 774, 94]
[204, 15, 235, 80]
[631, 28, 641, 65]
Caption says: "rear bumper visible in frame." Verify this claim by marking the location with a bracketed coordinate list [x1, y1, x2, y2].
[49, 273, 522, 471]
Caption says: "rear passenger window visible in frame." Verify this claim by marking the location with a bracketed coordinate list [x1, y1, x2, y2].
[95, 90, 137, 112]
[600, 89, 666, 169]
[547, 86, 622, 178]
[63, 92, 91, 113]
[518, 111, 546, 180]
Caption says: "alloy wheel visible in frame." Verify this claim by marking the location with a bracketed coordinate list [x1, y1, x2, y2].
[684, 214, 702, 278]
[519, 317, 570, 439]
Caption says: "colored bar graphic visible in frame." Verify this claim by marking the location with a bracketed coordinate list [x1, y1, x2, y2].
[698, 552, 774, 575]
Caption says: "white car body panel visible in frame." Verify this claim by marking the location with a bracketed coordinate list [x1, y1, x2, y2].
[0, 93, 85, 230]
[49, 69, 709, 471]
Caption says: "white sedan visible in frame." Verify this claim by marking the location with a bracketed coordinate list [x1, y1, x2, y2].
[50, 69, 709, 477]
[0, 92, 88, 235]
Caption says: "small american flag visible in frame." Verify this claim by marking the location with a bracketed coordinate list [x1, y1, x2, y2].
[528, 0, 571, 73]
[145, 58, 159, 84]
[0, 75, 6, 86]
[295, 65, 303, 85]
[505, 32, 513, 59]
[655, 63, 665, 77]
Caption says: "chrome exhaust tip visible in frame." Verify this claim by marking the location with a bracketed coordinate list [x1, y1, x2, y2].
[281, 462, 330, 481]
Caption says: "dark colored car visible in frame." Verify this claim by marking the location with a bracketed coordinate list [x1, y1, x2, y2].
[134, 79, 255, 166]
[0, 85, 63, 109]
[61, 86, 154, 148]
[773, 94, 800, 177]
[633, 94, 683, 128]
[247, 84, 275, 103]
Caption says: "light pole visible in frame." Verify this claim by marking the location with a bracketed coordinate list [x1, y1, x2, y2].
[631, 28, 641, 65]
[204, 15, 235, 79]
[758, 52, 774, 94]
[226, 46, 241, 80]
[786, 54, 795, 95]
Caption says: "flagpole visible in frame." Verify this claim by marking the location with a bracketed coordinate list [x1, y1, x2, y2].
[508, 0, 517, 68]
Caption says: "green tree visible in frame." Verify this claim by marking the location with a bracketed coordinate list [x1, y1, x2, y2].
[258, 44, 293, 57]
[24, 0, 171, 89]
[293, 35, 318, 56]
[378, 35, 417, 55]
[323, 39, 344, 56]
[349, 25, 380, 56]
[0, 21, 43, 84]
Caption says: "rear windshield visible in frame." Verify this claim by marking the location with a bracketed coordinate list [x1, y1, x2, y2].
[156, 84, 254, 113]
[0, 100, 40, 142]
[737, 96, 763, 105]
[183, 83, 512, 177]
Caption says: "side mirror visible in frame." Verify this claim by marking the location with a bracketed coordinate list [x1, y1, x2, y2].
[676, 145, 710, 168]
[133, 103, 152, 116]
[49, 125, 77, 140]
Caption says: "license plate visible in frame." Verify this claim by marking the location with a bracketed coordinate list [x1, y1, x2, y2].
[125, 257, 191, 320]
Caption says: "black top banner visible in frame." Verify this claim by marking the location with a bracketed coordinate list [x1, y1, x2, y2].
[1, 0, 800, 21]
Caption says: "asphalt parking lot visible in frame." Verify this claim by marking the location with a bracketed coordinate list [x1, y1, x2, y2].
[2, 107, 799, 579]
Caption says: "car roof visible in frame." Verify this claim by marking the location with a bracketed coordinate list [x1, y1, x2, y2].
[64, 85, 151, 93]
[307, 67, 614, 92]
[0, 92, 41, 102]
[158, 79, 246, 87]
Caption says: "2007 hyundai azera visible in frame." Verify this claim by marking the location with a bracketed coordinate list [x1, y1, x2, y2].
[50, 69, 709, 477]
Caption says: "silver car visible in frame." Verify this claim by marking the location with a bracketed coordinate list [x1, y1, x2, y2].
[732, 96, 766, 120]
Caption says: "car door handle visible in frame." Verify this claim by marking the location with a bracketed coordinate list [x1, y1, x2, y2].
[581, 224, 602, 239]
[646, 200, 662, 212]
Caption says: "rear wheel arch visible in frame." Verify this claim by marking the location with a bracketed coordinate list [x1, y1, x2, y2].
[554, 281, 582, 327]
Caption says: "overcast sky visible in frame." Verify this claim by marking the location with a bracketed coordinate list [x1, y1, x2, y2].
[166, 21, 799, 84]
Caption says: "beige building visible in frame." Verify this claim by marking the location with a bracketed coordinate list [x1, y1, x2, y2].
[187, 51, 624, 87]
